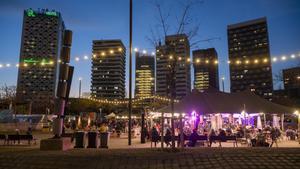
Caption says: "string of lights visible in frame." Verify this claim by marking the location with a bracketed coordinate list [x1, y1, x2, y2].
[0, 49, 299, 69]
[87, 95, 179, 105]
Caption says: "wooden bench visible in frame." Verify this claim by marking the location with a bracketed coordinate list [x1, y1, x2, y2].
[209, 135, 238, 147]
[196, 135, 209, 146]
[0, 134, 6, 144]
[225, 136, 238, 147]
[7, 134, 36, 145]
[177, 135, 208, 147]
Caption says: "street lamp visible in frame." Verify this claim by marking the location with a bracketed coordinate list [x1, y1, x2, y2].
[78, 77, 82, 98]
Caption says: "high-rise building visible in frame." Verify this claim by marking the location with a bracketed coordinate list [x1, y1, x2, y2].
[227, 17, 273, 99]
[193, 48, 219, 91]
[156, 34, 191, 99]
[91, 40, 126, 99]
[283, 67, 300, 98]
[135, 52, 155, 98]
[16, 9, 65, 114]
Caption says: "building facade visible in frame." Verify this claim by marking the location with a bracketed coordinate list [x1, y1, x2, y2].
[228, 17, 273, 99]
[91, 40, 126, 99]
[283, 67, 300, 98]
[193, 48, 219, 91]
[135, 52, 155, 98]
[156, 34, 191, 99]
[16, 9, 65, 114]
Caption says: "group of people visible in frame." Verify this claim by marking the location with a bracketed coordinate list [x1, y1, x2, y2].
[247, 127, 281, 147]
[149, 121, 290, 148]
[150, 126, 172, 147]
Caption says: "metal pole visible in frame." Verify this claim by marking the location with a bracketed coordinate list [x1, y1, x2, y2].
[180, 113, 184, 148]
[171, 96, 175, 149]
[264, 113, 266, 127]
[141, 112, 145, 143]
[79, 78, 81, 98]
[128, 0, 133, 146]
[161, 112, 164, 149]
[281, 114, 284, 131]
[298, 114, 300, 144]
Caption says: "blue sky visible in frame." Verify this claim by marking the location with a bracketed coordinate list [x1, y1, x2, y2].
[0, 0, 299, 97]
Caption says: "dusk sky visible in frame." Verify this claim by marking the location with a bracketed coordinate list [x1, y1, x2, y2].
[0, 0, 299, 97]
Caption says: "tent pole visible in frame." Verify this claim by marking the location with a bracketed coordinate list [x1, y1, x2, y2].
[281, 114, 284, 131]
[263, 113, 266, 127]
[161, 112, 164, 149]
[180, 113, 184, 148]
[298, 114, 300, 144]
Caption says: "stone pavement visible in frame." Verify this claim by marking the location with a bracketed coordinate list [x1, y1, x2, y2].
[0, 147, 299, 169]
[2, 132, 300, 149]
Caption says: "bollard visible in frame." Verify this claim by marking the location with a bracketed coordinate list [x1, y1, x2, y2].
[87, 131, 98, 148]
[99, 132, 109, 148]
[74, 131, 85, 148]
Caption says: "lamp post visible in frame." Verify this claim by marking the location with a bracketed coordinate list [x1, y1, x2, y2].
[78, 77, 82, 98]
[295, 111, 300, 144]
[128, 0, 133, 146]
[221, 76, 225, 92]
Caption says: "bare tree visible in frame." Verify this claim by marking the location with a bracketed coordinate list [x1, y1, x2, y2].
[147, 0, 203, 48]
[0, 84, 16, 101]
[273, 71, 284, 90]
[146, 0, 204, 150]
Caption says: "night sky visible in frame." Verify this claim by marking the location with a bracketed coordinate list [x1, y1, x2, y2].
[0, 0, 299, 97]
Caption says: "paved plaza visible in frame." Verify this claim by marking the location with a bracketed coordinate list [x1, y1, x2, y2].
[0, 133, 300, 169]
[0, 147, 300, 169]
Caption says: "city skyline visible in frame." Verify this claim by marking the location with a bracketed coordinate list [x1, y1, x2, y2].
[0, 0, 300, 97]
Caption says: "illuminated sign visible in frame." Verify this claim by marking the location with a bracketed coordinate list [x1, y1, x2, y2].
[45, 11, 58, 17]
[23, 58, 39, 63]
[26, 9, 36, 17]
[26, 9, 58, 17]
[23, 58, 54, 65]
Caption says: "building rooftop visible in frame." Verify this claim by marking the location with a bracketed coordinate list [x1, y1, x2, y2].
[227, 17, 267, 29]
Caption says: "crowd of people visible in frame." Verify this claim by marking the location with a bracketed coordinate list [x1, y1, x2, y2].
[148, 121, 298, 148]
[63, 115, 299, 148]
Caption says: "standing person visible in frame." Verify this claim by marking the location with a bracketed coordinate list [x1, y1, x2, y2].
[115, 122, 122, 137]
[249, 129, 257, 147]
[208, 129, 216, 147]
[141, 124, 149, 141]
[164, 128, 172, 147]
[270, 128, 279, 147]
[151, 126, 159, 147]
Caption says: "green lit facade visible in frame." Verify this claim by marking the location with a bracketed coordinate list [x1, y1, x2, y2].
[16, 8, 65, 114]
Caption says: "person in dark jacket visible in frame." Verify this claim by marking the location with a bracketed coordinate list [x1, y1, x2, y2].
[188, 129, 199, 147]
[151, 127, 159, 147]
[208, 129, 216, 147]
[270, 127, 280, 147]
[164, 128, 172, 147]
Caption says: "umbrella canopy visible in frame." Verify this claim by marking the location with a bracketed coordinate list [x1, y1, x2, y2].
[158, 89, 296, 114]
[105, 112, 116, 118]
[158, 89, 217, 114]
[232, 90, 296, 114]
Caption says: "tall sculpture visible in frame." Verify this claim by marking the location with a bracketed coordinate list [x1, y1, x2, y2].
[53, 30, 73, 138]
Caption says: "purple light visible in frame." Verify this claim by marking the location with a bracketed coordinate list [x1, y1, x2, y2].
[191, 110, 196, 121]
